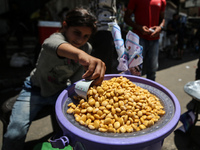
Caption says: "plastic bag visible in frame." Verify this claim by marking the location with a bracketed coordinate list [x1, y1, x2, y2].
[184, 80, 200, 100]
[9, 52, 31, 67]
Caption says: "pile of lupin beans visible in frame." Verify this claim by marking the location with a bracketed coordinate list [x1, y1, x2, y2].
[67, 76, 165, 133]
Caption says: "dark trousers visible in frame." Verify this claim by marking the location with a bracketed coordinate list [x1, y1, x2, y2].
[196, 54, 200, 80]
[90, 31, 118, 74]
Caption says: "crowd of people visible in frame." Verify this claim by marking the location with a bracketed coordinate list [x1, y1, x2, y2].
[2, 0, 200, 150]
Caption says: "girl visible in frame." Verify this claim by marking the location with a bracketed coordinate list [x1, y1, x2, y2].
[2, 7, 106, 150]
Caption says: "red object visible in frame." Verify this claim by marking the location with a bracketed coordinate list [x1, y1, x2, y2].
[38, 21, 62, 44]
[127, 0, 166, 40]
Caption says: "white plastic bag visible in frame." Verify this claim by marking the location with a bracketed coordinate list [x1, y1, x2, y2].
[10, 52, 31, 67]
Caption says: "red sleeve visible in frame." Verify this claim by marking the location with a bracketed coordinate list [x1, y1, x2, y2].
[161, 0, 166, 12]
[127, 0, 136, 10]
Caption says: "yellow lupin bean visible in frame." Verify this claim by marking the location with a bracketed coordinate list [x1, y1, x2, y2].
[67, 76, 165, 133]
[104, 118, 112, 125]
[66, 108, 74, 114]
[88, 124, 95, 130]
[114, 121, 120, 129]
[119, 126, 126, 133]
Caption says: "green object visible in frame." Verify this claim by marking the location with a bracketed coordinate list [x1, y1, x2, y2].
[33, 142, 72, 150]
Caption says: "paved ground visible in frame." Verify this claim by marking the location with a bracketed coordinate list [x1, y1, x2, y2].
[156, 52, 200, 150]
[0, 44, 200, 150]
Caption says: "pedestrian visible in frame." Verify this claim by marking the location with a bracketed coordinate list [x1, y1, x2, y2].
[177, 22, 185, 60]
[124, 0, 166, 81]
[89, 0, 119, 74]
[196, 54, 200, 80]
[166, 13, 179, 59]
[2, 7, 106, 150]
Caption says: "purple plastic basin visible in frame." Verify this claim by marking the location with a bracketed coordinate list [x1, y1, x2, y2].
[55, 74, 181, 150]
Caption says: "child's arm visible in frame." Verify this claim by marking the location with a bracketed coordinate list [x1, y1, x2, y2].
[57, 43, 106, 85]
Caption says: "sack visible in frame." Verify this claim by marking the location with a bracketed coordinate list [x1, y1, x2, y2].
[9, 52, 31, 67]
[92, 0, 116, 23]
[98, 0, 113, 7]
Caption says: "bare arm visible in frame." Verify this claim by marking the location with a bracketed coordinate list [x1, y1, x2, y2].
[124, 9, 138, 29]
[150, 11, 165, 37]
[57, 43, 106, 85]
[159, 11, 165, 28]
[124, 9, 151, 35]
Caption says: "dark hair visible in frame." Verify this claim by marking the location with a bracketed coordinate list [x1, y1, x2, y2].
[64, 7, 97, 33]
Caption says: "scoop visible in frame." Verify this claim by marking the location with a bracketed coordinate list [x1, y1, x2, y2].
[74, 80, 94, 100]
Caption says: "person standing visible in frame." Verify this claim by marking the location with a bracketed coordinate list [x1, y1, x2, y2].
[167, 13, 179, 59]
[177, 22, 185, 60]
[124, 0, 166, 81]
[89, 0, 119, 74]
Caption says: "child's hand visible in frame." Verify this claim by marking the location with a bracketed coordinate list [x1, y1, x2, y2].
[78, 52, 106, 85]
[130, 66, 141, 76]
[57, 43, 106, 85]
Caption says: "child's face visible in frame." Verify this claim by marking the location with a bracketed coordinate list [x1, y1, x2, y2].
[64, 26, 92, 48]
